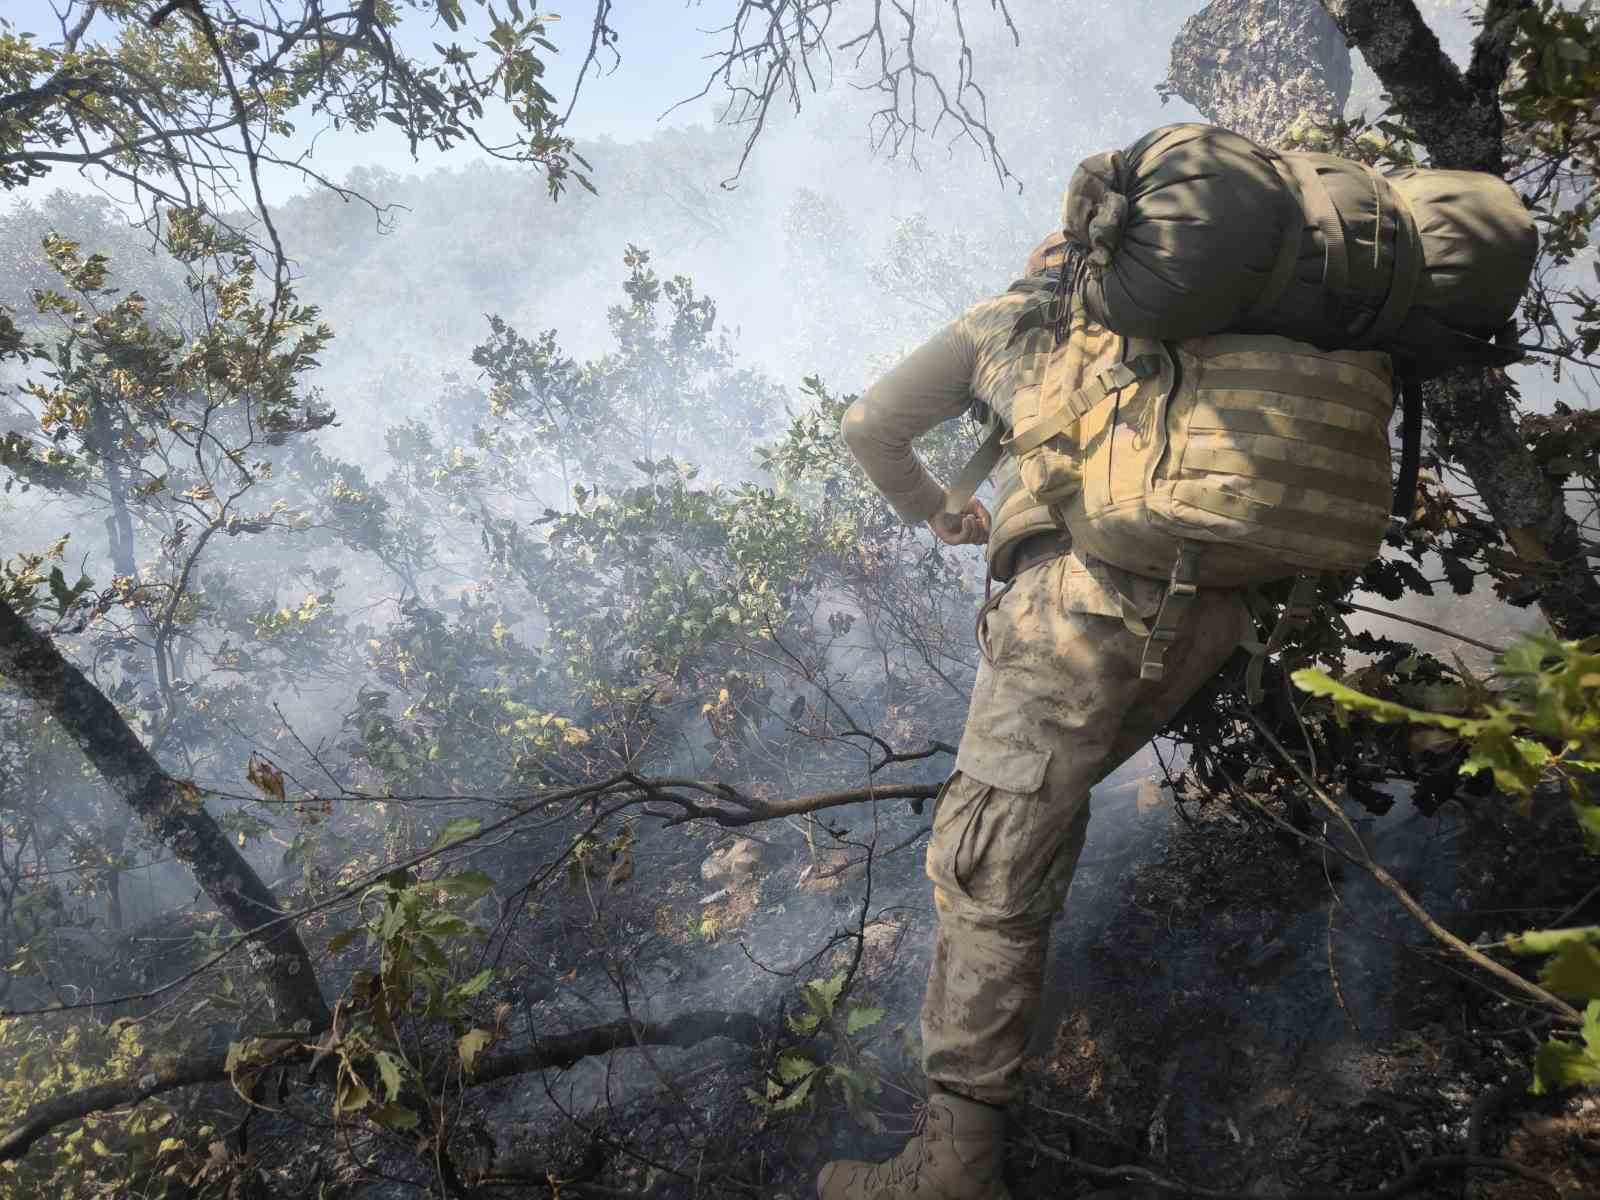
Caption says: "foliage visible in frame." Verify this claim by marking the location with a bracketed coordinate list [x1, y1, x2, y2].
[0, 0, 587, 226]
[748, 970, 886, 1126]
[0, 1015, 212, 1198]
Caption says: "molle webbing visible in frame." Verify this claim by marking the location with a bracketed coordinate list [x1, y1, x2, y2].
[1003, 355, 1165, 457]
[1153, 349, 1395, 574]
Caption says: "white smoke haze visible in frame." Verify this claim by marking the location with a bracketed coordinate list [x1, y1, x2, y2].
[0, 2, 1595, 1197]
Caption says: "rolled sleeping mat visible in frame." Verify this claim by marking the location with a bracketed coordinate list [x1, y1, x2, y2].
[1063, 123, 1537, 371]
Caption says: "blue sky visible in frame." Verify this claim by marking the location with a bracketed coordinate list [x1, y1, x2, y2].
[5, 1, 746, 197]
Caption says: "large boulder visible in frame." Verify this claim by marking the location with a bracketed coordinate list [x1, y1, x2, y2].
[1162, 0, 1351, 147]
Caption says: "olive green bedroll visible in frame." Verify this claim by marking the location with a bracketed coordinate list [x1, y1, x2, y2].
[1063, 124, 1537, 370]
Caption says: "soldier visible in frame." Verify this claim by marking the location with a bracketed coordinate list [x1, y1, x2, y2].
[818, 234, 1251, 1200]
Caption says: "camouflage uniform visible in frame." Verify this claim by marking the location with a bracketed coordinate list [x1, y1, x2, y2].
[842, 280, 1250, 1107]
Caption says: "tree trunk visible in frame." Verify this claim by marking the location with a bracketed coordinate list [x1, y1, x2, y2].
[1317, 0, 1600, 636]
[1167, 0, 1600, 636]
[0, 596, 329, 1030]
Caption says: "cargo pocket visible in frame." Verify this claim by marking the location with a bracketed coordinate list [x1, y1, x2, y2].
[927, 739, 1054, 924]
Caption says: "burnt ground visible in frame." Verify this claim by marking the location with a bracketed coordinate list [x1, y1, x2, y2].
[166, 757, 1598, 1198]
[373, 760, 1598, 1200]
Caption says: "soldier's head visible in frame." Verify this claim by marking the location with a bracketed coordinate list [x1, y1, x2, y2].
[1025, 230, 1072, 278]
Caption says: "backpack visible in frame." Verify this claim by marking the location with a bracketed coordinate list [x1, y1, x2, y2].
[947, 304, 1394, 689]
[943, 125, 1535, 692]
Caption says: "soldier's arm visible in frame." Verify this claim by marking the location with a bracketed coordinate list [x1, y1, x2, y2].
[840, 320, 978, 526]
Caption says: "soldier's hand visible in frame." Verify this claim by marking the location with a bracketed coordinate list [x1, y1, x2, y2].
[928, 497, 991, 546]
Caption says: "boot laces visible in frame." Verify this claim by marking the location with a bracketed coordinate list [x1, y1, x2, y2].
[864, 1099, 934, 1189]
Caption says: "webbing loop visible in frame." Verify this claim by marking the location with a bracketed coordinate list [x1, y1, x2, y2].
[1137, 540, 1202, 682]
[1244, 572, 1320, 704]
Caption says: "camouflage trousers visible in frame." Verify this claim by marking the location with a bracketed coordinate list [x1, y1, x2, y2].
[922, 553, 1249, 1105]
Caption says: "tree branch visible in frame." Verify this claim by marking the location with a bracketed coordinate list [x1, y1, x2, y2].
[0, 1007, 763, 1165]
[1317, 0, 1493, 169]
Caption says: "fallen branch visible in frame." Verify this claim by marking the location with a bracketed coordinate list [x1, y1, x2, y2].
[465, 1009, 764, 1086]
[0, 1007, 764, 1165]
[0, 1056, 233, 1165]
[629, 774, 940, 827]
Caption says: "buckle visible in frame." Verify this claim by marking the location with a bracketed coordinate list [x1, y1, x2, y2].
[1100, 362, 1138, 391]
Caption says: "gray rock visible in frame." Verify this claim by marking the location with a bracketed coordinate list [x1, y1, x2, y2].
[1163, 0, 1352, 146]
[700, 837, 763, 884]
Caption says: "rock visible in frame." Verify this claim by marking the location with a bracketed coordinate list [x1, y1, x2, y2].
[1162, 0, 1351, 147]
[701, 837, 763, 884]
[1136, 777, 1165, 815]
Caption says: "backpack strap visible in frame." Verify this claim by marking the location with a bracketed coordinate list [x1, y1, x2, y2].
[1284, 156, 1350, 303]
[1244, 572, 1321, 705]
[1001, 354, 1165, 457]
[943, 424, 1007, 515]
[1242, 150, 1308, 323]
[1352, 174, 1425, 348]
[1131, 540, 1201, 683]
[941, 354, 1164, 514]
[1390, 364, 1424, 525]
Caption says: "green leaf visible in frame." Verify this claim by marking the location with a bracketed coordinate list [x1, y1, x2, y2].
[451, 967, 494, 999]
[802, 971, 847, 1018]
[1540, 940, 1600, 1000]
[371, 1102, 421, 1131]
[786, 1010, 822, 1036]
[776, 1050, 817, 1084]
[1506, 926, 1600, 957]
[846, 1005, 885, 1036]
[336, 1077, 371, 1115]
[1531, 1005, 1600, 1096]
[766, 1052, 819, 1113]
[435, 870, 496, 900]
[1532, 1040, 1600, 1094]
[1572, 799, 1600, 854]
[1291, 669, 1482, 732]
[769, 1070, 815, 1112]
[431, 816, 483, 850]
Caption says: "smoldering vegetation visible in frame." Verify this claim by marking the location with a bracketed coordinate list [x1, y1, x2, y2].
[0, 0, 1596, 1197]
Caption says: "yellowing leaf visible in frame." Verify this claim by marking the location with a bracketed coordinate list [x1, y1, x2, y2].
[458, 1028, 492, 1074]
[374, 1051, 405, 1102]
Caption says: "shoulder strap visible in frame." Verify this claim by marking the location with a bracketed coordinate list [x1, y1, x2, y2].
[941, 353, 1164, 515]
[943, 424, 1007, 516]
[1391, 365, 1424, 522]
[1002, 354, 1165, 457]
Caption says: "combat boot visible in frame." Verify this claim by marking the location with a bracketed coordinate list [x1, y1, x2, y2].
[816, 1089, 1011, 1199]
